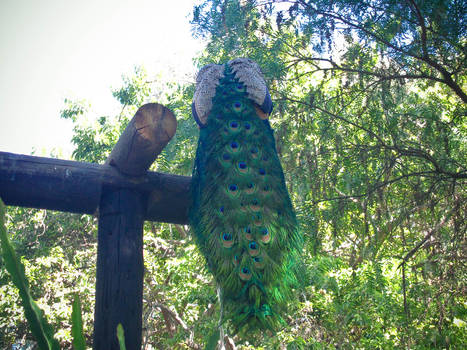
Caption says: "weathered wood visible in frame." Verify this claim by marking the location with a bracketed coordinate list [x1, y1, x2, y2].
[0, 103, 189, 348]
[106, 103, 177, 176]
[94, 103, 178, 350]
[0, 151, 191, 224]
[93, 188, 145, 350]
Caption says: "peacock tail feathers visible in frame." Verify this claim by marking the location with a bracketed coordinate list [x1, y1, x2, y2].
[190, 58, 303, 333]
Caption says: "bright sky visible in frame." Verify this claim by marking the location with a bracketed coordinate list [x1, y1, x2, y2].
[0, 0, 203, 158]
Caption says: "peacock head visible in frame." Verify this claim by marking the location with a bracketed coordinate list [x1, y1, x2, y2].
[192, 58, 273, 127]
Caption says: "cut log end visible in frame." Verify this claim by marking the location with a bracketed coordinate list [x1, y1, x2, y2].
[106, 103, 177, 176]
[134, 103, 177, 145]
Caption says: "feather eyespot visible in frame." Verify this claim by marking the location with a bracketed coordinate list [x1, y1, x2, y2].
[248, 241, 260, 256]
[226, 142, 240, 155]
[239, 267, 252, 281]
[260, 228, 271, 243]
[216, 205, 226, 218]
[250, 147, 260, 159]
[261, 184, 271, 196]
[245, 226, 253, 240]
[244, 122, 251, 130]
[229, 120, 239, 129]
[238, 161, 248, 173]
[250, 199, 261, 212]
[245, 182, 255, 194]
[253, 256, 265, 269]
[235, 83, 245, 92]
[229, 184, 238, 192]
[253, 213, 263, 224]
[220, 232, 234, 248]
[259, 168, 266, 175]
[219, 153, 232, 168]
[232, 101, 243, 112]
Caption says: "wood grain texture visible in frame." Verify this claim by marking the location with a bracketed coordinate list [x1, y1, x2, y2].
[93, 189, 145, 350]
[94, 103, 177, 349]
[106, 103, 177, 176]
[0, 151, 191, 224]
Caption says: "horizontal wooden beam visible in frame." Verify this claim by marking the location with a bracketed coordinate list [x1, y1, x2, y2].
[0, 151, 191, 224]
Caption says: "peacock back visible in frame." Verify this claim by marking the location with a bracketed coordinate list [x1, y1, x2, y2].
[190, 58, 303, 333]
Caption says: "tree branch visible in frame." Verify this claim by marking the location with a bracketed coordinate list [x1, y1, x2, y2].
[312, 171, 436, 204]
[279, 96, 467, 181]
[406, 0, 427, 55]
[398, 210, 454, 267]
[296, 1, 467, 103]
[155, 303, 189, 332]
[389, 145, 467, 179]
[292, 56, 448, 85]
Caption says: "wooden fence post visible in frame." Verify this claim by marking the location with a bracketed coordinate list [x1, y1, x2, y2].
[93, 188, 145, 349]
[93, 103, 176, 349]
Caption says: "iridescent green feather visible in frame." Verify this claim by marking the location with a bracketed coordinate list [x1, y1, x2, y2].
[190, 64, 302, 333]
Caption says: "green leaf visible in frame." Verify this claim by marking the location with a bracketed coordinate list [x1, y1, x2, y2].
[204, 328, 220, 350]
[0, 198, 60, 350]
[116, 323, 127, 350]
[71, 295, 86, 350]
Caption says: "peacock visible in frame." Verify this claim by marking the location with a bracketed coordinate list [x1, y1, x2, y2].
[189, 58, 303, 333]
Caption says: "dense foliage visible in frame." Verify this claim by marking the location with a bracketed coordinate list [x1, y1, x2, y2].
[192, 0, 466, 347]
[1, 0, 465, 348]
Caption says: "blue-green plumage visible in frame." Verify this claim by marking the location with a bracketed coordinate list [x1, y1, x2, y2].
[190, 60, 302, 332]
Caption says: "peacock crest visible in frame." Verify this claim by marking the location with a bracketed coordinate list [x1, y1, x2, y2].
[190, 58, 303, 333]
